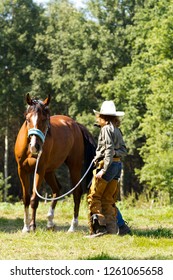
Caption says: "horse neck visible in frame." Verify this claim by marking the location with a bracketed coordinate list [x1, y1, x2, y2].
[23, 121, 29, 137]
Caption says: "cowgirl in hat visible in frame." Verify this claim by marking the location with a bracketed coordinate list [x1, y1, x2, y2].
[87, 100, 129, 237]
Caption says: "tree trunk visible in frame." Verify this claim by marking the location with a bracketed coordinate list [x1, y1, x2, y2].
[4, 122, 9, 202]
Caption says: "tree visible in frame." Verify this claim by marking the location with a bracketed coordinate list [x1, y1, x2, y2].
[138, 0, 173, 203]
[0, 0, 45, 200]
[92, 0, 146, 196]
[31, 0, 148, 197]
[100, 0, 173, 201]
[32, 0, 135, 117]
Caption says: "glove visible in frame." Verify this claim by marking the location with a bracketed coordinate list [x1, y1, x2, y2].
[95, 169, 105, 179]
[94, 158, 99, 167]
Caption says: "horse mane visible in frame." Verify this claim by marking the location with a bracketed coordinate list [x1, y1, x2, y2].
[25, 100, 50, 116]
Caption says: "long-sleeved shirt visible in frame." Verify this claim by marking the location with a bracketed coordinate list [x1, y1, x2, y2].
[94, 122, 127, 173]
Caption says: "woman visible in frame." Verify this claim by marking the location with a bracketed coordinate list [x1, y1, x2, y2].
[87, 100, 128, 237]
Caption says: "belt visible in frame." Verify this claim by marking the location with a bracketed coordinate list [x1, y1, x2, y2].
[113, 157, 121, 162]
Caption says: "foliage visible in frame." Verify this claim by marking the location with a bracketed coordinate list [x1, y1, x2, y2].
[0, 173, 4, 201]
[1, 0, 173, 201]
[0, 0, 47, 198]
[32, 0, 135, 117]
[136, 0, 173, 201]
[33, 0, 98, 116]
[100, 0, 173, 198]
[0, 0, 45, 122]
[0, 172, 11, 202]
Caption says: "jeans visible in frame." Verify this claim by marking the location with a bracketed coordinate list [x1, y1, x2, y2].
[116, 207, 125, 227]
[102, 161, 122, 182]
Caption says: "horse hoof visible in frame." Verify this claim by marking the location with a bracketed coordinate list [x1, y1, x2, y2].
[47, 220, 55, 229]
[47, 213, 54, 219]
[29, 225, 36, 231]
[47, 224, 56, 231]
[68, 225, 78, 232]
[68, 219, 78, 232]
[68, 227, 75, 233]
[22, 227, 30, 233]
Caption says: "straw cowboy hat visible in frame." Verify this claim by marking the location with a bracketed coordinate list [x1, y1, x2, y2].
[93, 100, 124, 116]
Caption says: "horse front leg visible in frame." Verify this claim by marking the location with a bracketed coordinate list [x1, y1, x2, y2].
[29, 172, 44, 231]
[44, 172, 60, 229]
[18, 167, 31, 233]
[68, 185, 83, 232]
[66, 161, 83, 232]
[23, 207, 30, 233]
[29, 193, 39, 231]
[46, 200, 57, 230]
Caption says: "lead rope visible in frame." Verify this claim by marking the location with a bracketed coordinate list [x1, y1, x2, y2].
[33, 151, 94, 201]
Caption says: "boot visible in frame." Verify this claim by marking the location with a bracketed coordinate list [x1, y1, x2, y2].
[88, 212, 107, 233]
[102, 179, 119, 234]
[119, 222, 131, 236]
[105, 214, 119, 234]
[92, 214, 107, 235]
[85, 214, 107, 238]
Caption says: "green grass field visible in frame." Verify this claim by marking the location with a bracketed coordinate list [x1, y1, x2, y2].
[0, 196, 173, 260]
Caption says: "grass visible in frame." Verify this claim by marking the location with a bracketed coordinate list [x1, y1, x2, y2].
[0, 196, 173, 260]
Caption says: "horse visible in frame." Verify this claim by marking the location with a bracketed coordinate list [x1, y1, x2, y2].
[14, 94, 96, 233]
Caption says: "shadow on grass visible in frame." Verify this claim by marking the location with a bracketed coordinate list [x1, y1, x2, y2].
[0, 217, 50, 233]
[84, 252, 173, 260]
[53, 224, 88, 232]
[132, 227, 173, 238]
[85, 252, 120, 260]
[0, 217, 88, 233]
[0, 217, 23, 233]
[0, 217, 172, 239]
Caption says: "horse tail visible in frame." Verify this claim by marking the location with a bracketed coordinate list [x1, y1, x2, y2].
[77, 123, 96, 193]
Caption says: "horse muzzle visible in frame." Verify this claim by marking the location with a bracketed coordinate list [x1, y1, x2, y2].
[28, 128, 45, 143]
[28, 128, 45, 156]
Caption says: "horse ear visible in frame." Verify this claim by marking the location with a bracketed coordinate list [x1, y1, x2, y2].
[26, 93, 32, 105]
[43, 94, 51, 106]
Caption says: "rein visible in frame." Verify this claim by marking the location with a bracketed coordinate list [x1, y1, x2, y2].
[33, 151, 94, 201]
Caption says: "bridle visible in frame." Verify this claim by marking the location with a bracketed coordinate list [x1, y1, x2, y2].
[27, 101, 50, 147]
[28, 128, 46, 143]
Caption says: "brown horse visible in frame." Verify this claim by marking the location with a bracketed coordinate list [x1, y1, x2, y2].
[14, 94, 96, 233]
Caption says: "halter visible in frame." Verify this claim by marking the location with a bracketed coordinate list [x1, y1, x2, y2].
[28, 128, 46, 143]
[27, 98, 50, 144]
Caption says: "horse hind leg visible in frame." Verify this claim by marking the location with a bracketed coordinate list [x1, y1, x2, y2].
[22, 191, 31, 233]
[18, 170, 31, 233]
[44, 172, 60, 229]
[29, 195, 39, 231]
[68, 217, 79, 232]
[68, 186, 83, 232]
[29, 171, 45, 231]
[23, 206, 30, 233]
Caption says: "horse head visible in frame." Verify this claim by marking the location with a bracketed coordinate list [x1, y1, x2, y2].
[25, 93, 51, 155]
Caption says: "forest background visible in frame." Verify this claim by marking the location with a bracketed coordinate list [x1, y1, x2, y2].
[0, 0, 173, 205]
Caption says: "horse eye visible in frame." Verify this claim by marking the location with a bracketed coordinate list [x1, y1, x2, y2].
[26, 118, 30, 123]
[42, 118, 47, 123]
